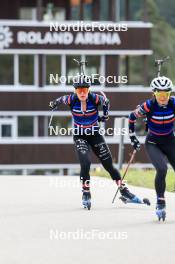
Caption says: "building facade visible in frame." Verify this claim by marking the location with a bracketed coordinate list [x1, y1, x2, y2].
[0, 0, 153, 174]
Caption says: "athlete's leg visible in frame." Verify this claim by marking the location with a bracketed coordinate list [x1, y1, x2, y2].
[89, 133, 121, 181]
[74, 136, 91, 191]
[145, 140, 168, 198]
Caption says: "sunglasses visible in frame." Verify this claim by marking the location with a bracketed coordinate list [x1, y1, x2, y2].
[76, 88, 89, 94]
[154, 91, 171, 97]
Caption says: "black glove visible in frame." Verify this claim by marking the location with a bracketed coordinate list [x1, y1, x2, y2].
[49, 100, 57, 110]
[98, 115, 109, 122]
[103, 99, 110, 116]
[130, 135, 141, 151]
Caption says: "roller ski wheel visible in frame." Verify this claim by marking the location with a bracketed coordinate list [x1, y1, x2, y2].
[119, 196, 128, 204]
[82, 192, 91, 210]
[120, 196, 151, 206]
[143, 198, 151, 206]
[156, 201, 166, 221]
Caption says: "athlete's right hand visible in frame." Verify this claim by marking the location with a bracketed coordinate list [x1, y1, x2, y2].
[49, 100, 57, 109]
[130, 136, 141, 151]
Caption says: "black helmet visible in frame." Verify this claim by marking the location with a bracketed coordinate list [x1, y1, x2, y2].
[73, 74, 91, 89]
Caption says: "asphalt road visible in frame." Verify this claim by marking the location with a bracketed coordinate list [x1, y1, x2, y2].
[0, 176, 175, 264]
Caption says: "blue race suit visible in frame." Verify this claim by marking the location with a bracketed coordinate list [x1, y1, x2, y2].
[55, 92, 109, 135]
[129, 96, 175, 198]
[53, 92, 122, 188]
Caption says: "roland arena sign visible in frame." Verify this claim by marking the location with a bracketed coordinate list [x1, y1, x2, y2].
[0, 22, 152, 54]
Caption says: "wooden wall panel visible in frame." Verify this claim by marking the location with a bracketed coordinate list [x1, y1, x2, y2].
[0, 144, 150, 164]
[0, 92, 152, 111]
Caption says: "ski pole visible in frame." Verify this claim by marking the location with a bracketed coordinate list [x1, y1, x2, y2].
[100, 91, 107, 100]
[73, 59, 88, 75]
[112, 149, 137, 204]
[48, 108, 57, 128]
[155, 56, 170, 77]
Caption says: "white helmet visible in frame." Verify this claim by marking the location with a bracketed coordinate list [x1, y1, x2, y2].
[150, 76, 173, 91]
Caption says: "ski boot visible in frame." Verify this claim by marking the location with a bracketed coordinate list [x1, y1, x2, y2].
[156, 199, 166, 221]
[119, 184, 150, 206]
[82, 191, 91, 210]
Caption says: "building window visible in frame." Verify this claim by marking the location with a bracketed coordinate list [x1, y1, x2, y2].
[130, 56, 143, 85]
[119, 56, 143, 86]
[54, 8, 66, 21]
[70, 0, 93, 20]
[120, 0, 125, 21]
[66, 55, 101, 85]
[43, 3, 66, 21]
[43, 3, 54, 21]
[70, 0, 81, 20]
[100, 0, 109, 21]
[0, 55, 14, 84]
[85, 55, 101, 85]
[129, 0, 142, 21]
[119, 55, 127, 79]
[83, 0, 93, 20]
[19, 55, 34, 85]
[46, 55, 61, 85]
[48, 117, 72, 137]
[119, 0, 143, 21]
[0, 117, 15, 138]
[1, 124, 12, 137]
[18, 116, 34, 136]
[19, 8, 37, 20]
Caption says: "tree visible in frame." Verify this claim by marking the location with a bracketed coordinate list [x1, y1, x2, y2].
[132, 0, 175, 84]
[147, 0, 175, 83]
[156, 0, 175, 28]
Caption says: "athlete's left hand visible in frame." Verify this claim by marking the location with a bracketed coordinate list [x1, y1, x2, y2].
[98, 115, 109, 122]
[49, 100, 57, 109]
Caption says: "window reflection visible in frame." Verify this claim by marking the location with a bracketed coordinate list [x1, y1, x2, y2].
[70, 0, 81, 20]
[48, 117, 72, 137]
[19, 55, 34, 85]
[1, 124, 11, 137]
[0, 55, 13, 84]
[85, 55, 101, 85]
[46, 55, 61, 85]
[18, 116, 34, 136]
[83, 0, 93, 20]
[100, 0, 109, 21]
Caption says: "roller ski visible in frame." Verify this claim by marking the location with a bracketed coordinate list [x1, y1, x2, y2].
[82, 191, 91, 210]
[119, 184, 151, 206]
[156, 199, 166, 221]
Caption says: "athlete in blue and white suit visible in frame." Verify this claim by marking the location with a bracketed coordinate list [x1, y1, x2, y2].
[129, 76, 175, 220]
[49, 75, 144, 209]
